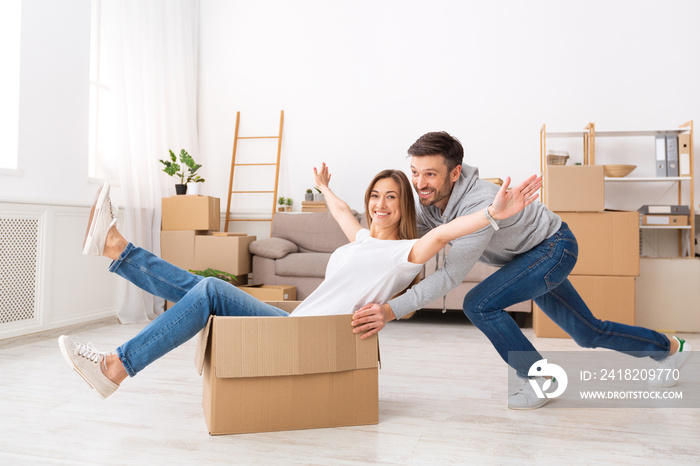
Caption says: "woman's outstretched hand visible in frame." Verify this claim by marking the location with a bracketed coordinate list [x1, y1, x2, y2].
[490, 175, 542, 220]
[313, 163, 332, 192]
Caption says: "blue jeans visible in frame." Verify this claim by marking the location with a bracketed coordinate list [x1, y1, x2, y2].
[109, 243, 288, 377]
[463, 223, 670, 378]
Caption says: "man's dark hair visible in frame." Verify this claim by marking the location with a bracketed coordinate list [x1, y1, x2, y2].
[407, 131, 464, 172]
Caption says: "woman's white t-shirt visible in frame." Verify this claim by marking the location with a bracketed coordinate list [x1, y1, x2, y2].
[289, 229, 421, 316]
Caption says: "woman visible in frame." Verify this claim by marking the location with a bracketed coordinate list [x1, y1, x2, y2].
[59, 164, 541, 399]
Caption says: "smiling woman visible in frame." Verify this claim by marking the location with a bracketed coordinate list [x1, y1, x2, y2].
[364, 169, 417, 241]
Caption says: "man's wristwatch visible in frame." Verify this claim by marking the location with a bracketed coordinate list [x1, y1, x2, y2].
[484, 204, 500, 231]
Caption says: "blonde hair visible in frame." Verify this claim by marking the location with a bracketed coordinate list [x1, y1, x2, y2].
[364, 170, 417, 240]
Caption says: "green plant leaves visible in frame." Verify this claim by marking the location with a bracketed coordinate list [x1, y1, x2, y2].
[160, 149, 205, 184]
[188, 268, 238, 284]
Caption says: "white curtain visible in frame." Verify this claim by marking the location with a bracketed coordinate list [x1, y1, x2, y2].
[102, 0, 200, 323]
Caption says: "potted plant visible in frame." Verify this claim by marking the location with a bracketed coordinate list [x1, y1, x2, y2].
[285, 197, 293, 212]
[277, 196, 286, 212]
[159, 149, 204, 195]
[305, 189, 314, 201]
[189, 268, 238, 284]
[313, 187, 324, 202]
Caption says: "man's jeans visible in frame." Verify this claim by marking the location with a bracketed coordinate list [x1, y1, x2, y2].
[109, 244, 288, 377]
[463, 223, 670, 378]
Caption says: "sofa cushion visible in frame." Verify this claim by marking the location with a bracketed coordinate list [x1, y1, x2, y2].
[249, 237, 299, 259]
[271, 211, 359, 253]
[275, 252, 330, 278]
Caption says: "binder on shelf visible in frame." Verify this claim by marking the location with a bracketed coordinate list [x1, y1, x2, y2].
[655, 135, 667, 177]
[638, 205, 690, 216]
[641, 215, 689, 226]
[666, 134, 679, 177]
[679, 133, 691, 176]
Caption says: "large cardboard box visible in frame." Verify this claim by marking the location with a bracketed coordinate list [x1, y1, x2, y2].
[161, 230, 204, 271]
[162, 195, 220, 231]
[635, 258, 700, 333]
[162, 230, 251, 310]
[533, 275, 636, 338]
[237, 284, 297, 301]
[194, 233, 256, 276]
[544, 165, 604, 212]
[194, 307, 379, 435]
[558, 211, 640, 276]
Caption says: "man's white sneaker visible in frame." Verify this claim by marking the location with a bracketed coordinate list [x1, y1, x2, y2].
[58, 335, 119, 399]
[649, 337, 693, 388]
[508, 377, 556, 410]
[82, 181, 117, 256]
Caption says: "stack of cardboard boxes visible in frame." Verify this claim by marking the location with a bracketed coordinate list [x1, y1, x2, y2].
[535, 166, 640, 338]
[160, 196, 255, 297]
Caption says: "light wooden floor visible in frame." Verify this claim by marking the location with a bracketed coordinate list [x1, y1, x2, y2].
[1, 312, 698, 465]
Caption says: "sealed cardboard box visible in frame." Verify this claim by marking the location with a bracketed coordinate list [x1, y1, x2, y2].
[533, 275, 636, 338]
[194, 308, 379, 435]
[194, 234, 256, 276]
[544, 165, 604, 212]
[161, 230, 204, 271]
[162, 196, 220, 231]
[635, 258, 700, 333]
[237, 284, 297, 301]
[641, 215, 689, 226]
[558, 211, 640, 276]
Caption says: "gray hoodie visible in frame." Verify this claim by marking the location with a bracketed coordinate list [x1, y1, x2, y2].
[388, 163, 562, 319]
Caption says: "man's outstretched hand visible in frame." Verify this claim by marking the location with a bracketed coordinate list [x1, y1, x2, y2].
[352, 303, 396, 339]
[490, 174, 542, 220]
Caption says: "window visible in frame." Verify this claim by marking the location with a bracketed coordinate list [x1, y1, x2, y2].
[88, 0, 118, 183]
[0, 0, 22, 172]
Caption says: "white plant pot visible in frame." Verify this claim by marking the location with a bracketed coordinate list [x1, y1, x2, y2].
[313, 193, 325, 202]
[187, 183, 201, 195]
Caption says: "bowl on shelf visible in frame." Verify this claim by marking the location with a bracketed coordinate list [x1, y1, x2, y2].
[603, 164, 637, 177]
[546, 150, 570, 166]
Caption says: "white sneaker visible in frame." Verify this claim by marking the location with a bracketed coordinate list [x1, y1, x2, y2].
[58, 335, 119, 399]
[649, 337, 693, 388]
[82, 181, 117, 256]
[508, 377, 556, 410]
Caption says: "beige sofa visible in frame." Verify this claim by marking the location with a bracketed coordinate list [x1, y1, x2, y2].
[250, 212, 360, 300]
[249, 212, 531, 314]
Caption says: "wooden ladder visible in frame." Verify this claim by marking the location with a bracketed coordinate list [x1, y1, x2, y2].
[224, 110, 284, 232]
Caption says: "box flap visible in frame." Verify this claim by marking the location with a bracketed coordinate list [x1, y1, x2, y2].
[265, 300, 301, 313]
[212, 314, 378, 379]
[195, 315, 215, 375]
[212, 232, 247, 237]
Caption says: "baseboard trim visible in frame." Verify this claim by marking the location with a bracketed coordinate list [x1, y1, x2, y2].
[0, 317, 119, 349]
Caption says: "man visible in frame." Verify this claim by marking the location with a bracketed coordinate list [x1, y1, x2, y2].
[351, 131, 692, 409]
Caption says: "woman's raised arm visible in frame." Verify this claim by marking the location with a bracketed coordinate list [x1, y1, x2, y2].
[313, 163, 363, 242]
[408, 175, 542, 264]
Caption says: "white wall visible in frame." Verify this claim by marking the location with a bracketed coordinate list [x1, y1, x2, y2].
[0, 0, 120, 339]
[198, 0, 700, 230]
[1, 0, 99, 205]
[5, 0, 699, 224]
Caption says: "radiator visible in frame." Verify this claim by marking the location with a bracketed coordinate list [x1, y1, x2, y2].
[0, 217, 40, 326]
